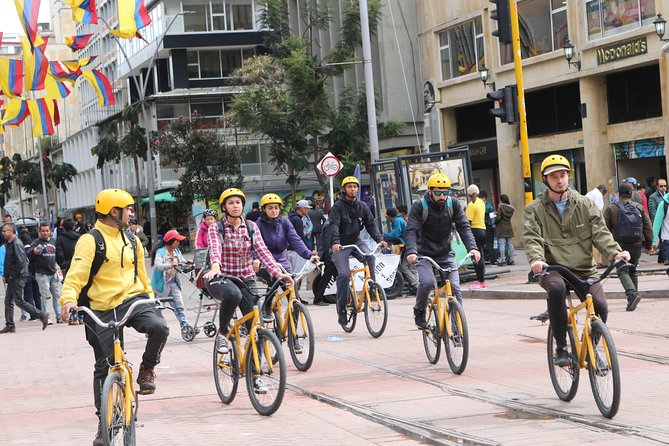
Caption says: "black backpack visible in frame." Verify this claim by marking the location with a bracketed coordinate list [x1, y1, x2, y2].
[615, 201, 643, 244]
[77, 228, 137, 307]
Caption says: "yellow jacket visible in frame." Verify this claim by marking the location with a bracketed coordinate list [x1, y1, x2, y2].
[466, 199, 486, 230]
[60, 221, 153, 311]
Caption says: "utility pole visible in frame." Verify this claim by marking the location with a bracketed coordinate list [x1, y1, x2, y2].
[359, 0, 380, 163]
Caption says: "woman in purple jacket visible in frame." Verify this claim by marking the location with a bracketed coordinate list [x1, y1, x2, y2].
[255, 194, 318, 290]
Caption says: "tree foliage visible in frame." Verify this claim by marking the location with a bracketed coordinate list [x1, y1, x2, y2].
[6, 150, 78, 197]
[156, 117, 243, 207]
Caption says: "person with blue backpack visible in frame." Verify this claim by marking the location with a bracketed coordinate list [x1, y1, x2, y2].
[150, 229, 191, 328]
[405, 174, 480, 329]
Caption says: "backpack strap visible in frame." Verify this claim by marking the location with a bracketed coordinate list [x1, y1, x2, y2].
[77, 229, 108, 307]
[124, 228, 138, 283]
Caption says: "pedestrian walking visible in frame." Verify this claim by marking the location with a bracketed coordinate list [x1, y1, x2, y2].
[28, 224, 62, 324]
[495, 194, 515, 266]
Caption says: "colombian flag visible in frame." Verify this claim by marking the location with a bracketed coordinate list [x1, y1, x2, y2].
[13, 0, 45, 51]
[111, 0, 152, 39]
[65, 34, 93, 52]
[27, 98, 56, 136]
[45, 74, 71, 99]
[48, 61, 80, 84]
[65, 0, 98, 24]
[2, 99, 30, 126]
[81, 69, 116, 106]
[21, 36, 48, 91]
[62, 56, 97, 72]
[0, 58, 24, 97]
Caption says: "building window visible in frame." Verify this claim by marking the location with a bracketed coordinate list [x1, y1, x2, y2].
[586, 0, 655, 40]
[607, 64, 662, 124]
[187, 49, 252, 79]
[499, 0, 568, 65]
[525, 83, 582, 137]
[182, 0, 257, 32]
[439, 17, 484, 81]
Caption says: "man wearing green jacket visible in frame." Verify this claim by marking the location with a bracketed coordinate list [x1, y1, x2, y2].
[523, 154, 630, 367]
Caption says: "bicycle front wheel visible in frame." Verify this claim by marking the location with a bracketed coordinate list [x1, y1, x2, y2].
[100, 371, 135, 446]
[587, 320, 621, 418]
[246, 329, 286, 416]
[288, 302, 315, 371]
[422, 301, 441, 364]
[547, 324, 580, 402]
[444, 300, 469, 374]
[364, 281, 388, 338]
[342, 289, 357, 333]
[213, 335, 239, 405]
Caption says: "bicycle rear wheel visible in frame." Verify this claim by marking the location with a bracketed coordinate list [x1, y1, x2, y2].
[385, 271, 404, 299]
[547, 324, 580, 402]
[364, 281, 388, 338]
[288, 302, 315, 371]
[444, 300, 469, 374]
[213, 335, 239, 405]
[100, 371, 135, 446]
[587, 320, 621, 418]
[342, 289, 357, 333]
[422, 301, 441, 364]
[246, 329, 286, 416]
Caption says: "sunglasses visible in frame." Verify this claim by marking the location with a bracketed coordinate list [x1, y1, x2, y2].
[659, 185, 667, 188]
[432, 190, 450, 196]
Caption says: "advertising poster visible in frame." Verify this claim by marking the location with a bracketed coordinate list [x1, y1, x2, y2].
[407, 158, 467, 208]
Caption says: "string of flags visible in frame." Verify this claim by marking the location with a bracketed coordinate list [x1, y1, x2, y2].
[0, 0, 152, 137]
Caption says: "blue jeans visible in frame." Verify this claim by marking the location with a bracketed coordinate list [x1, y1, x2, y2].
[331, 240, 376, 311]
[498, 237, 515, 263]
[414, 253, 461, 313]
[162, 281, 188, 327]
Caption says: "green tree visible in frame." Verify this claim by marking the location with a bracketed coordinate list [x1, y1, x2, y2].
[231, 0, 396, 205]
[156, 117, 243, 207]
[0, 156, 15, 209]
[120, 105, 150, 200]
[91, 121, 121, 188]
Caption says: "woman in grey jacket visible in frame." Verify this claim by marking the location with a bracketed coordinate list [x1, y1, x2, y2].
[495, 194, 515, 266]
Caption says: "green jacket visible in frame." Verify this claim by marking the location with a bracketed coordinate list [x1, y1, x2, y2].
[523, 189, 621, 278]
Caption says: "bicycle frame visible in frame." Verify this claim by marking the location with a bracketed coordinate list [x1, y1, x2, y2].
[110, 336, 136, 426]
[566, 293, 604, 370]
[348, 263, 372, 313]
[226, 306, 272, 377]
[271, 261, 320, 340]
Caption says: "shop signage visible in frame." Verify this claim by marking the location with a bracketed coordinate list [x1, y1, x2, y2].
[597, 37, 647, 65]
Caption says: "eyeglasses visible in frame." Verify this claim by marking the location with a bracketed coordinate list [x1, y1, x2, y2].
[432, 190, 450, 196]
[659, 185, 667, 188]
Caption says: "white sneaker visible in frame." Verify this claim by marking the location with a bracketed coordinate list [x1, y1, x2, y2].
[254, 377, 268, 394]
[216, 335, 229, 354]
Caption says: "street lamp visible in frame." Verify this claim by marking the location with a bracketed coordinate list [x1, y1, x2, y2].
[653, 14, 669, 42]
[101, 11, 193, 247]
[562, 39, 581, 71]
[478, 65, 496, 90]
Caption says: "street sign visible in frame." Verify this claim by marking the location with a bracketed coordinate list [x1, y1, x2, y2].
[4, 200, 19, 217]
[34, 209, 43, 219]
[317, 152, 343, 177]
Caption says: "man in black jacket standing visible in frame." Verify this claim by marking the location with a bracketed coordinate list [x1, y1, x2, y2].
[29, 223, 62, 324]
[329, 176, 386, 326]
[56, 219, 81, 279]
[405, 174, 480, 328]
[0, 223, 49, 333]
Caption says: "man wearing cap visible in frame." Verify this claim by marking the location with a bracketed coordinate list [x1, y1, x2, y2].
[289, 199, 315, 251]
[524, 155, 629, 367]
[622, 178, 645, 206]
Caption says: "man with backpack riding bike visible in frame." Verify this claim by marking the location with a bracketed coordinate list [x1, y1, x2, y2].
[60, 189, 169, 446]
[523, 155, 630, 367]
[202, 188, 293, 359]
[404, 174, 480, 329]
[329, 176, 386, 327]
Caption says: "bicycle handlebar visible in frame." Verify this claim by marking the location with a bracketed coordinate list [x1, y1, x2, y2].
[416, 253, 473, 273]
[339, 243, 383, 257]
[278, 259, 323, 281]
[542, 259, 628, 288]
[73, 297, 173, 330]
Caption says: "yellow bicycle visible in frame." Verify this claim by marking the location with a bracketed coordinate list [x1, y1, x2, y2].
[269, 260, 320, 371]
[542, 261, 625, 419]
[339, 244, 388, 338]
[417, 254, 472, 374]
[213, 276, 286, 416]
[74, 298, 170, 446]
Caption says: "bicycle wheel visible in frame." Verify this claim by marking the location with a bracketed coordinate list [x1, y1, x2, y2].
[288, 302, 315, 371]
[444, 300, 469, 374]
[213, 335, 239, 405]
[364, 281, 388, 338]
[587, 320, 621, 418]
[245, 329, 286, 416]
[100, 371, 135, 446]
[422, 301, 441, 364]
[547, 324, 580, 402]
[342, 289, 357, 333]
[385, 271, 404, 299]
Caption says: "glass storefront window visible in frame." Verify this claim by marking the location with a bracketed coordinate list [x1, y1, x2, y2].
[586, 0, 655, 40]
[499, 0, 567, 65]
[438, 17, 484, 81]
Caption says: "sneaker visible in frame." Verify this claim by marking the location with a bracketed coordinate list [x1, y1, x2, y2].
[20, 315, 27, 322]
[414, 310, 427, 329]
[216, 335, 229, 354]
[254, 377, 268, 394]
[530, 310, 549, 322]
[136, 363, 156, 394]
[553, 348, 570, 367]
[626, 293, 641, 312]
[468, 281, 487, 291]
[48, 319, 54, 326]
[292, 338, 303, 354]
[93, 422, 104, 446]
[337, 311, 347, 327]
[314, 301, 330, 306]
[56, 318, 63, 324]
[260, 308, 274, 323]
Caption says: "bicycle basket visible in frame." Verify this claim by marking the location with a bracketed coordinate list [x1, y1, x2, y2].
[193, 248, 209, 269]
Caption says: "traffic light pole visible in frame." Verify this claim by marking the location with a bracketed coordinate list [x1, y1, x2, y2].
[509, 0, 532, 205]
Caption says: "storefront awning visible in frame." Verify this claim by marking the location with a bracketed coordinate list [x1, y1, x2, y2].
[140, 191, 176, 205]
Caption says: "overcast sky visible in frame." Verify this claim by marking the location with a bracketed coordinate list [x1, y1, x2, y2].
[0, 2, 51, 35]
